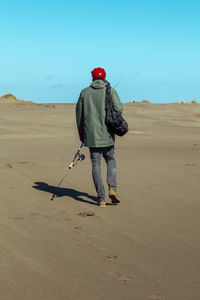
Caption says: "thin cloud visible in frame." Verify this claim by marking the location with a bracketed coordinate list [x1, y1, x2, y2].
[46, 75, 56, 80]
[49, 83, 64, 88]
[0, 84, 15, 89]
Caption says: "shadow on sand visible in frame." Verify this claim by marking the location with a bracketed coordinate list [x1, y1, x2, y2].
[33, 182, 98, 206]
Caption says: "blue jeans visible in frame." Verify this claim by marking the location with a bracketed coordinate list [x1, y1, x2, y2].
[89, 146, 117, 201]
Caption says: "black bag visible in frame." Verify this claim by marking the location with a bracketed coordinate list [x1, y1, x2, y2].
[105, 81, 128, 136]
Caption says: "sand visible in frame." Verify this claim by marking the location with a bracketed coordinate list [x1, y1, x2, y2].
[0, 101, 200, 300]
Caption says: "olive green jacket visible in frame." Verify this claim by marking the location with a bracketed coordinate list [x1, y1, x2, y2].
[76, 80, 123, 147]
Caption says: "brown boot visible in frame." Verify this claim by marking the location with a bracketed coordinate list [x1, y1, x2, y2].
[109, 188, 120, 204]
[98, 200, 107, 207]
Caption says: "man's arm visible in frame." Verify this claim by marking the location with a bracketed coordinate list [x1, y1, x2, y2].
[76, 93, 84, 142]
[111, 88, 123, 113]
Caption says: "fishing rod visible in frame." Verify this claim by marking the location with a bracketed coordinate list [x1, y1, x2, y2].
[113, 80, 121, 88]
[68, 143, 85, 169]
[113, 75, 125, 89]
[50, 174, 67, 201]
[50, 143, 85, 201]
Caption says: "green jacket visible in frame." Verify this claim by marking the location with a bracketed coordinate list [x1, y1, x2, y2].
[76, 80, 123, 147]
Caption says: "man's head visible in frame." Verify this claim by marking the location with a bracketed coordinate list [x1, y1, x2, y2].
[91, 67, 106, 80]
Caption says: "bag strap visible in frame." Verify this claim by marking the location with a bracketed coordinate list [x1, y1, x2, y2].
[105, 80, 112, 112]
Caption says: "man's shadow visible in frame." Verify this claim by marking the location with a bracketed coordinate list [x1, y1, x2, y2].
[33, 182, 98, 206]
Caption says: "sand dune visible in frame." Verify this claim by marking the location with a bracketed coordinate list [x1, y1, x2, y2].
[0, 102, 200, 300]
[0, 94, 35, 104]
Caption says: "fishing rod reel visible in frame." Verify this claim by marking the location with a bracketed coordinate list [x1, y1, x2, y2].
[68, 143, 85, 169]
[50, 144, 85, 201]
[79, 153, 85, 161]
[71, 153, 85, 167]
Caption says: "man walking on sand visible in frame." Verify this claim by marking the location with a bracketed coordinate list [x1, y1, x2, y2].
[76, 67, 122, 207]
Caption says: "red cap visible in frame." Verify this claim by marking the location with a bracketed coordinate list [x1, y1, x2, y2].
[91, 67, 106, 80]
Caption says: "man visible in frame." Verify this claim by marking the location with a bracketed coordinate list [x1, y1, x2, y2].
[76, 67, 122, 207]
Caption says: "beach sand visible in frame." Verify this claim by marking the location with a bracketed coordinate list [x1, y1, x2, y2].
[0, 101, 200, 300]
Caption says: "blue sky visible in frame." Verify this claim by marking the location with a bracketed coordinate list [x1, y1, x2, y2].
[0, 0, 199, 103]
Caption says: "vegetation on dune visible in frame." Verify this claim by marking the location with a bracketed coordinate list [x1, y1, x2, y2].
[0, 93, 18, 101]
[179, 99, 198, 104]
[0, 94, 33, 104]
[139, 100, 150, 103]
[126, 100, 150, 103]
[2, 93, 17, 99]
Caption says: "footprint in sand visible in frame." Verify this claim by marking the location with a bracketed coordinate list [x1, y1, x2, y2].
[111, 272, 131, 286]
[30, 213, 59, 222]
[104, 255, 118, 260]
[73, 226, 84, 234]
[9, 216, 24, 221]
[63, 218, 72, 222]
[78, 212, 95, 217]
[150, 295, 165, 300]
[74, 226, 82, 230]
[6, 163, 13, 168]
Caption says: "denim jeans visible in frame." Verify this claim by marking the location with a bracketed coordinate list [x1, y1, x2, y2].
[89, 145, 117, 201]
